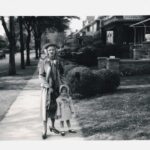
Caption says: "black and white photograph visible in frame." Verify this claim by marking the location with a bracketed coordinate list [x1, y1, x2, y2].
[1, 0, 150, 149]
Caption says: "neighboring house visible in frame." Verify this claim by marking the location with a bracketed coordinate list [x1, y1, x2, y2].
[77, 16, 101, 37]
[75, 15, 150, 46]
[101, 15, 149, 45]
[64, 33, 81, 50]
[65, 15, 150, 59]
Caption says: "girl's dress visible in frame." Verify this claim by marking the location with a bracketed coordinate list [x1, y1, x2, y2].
[56, 96, 74, 121]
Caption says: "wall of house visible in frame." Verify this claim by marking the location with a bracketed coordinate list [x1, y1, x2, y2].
[102, 23, 138, 45]
[113, 24, 135, 45]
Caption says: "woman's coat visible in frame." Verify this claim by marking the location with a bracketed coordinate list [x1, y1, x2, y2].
[38, 56, 64, 122]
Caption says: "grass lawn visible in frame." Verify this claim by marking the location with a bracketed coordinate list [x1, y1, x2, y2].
[74, 75, 150, 140]
[0, 52, 39, 121]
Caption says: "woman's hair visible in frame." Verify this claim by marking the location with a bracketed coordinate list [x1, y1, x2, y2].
[45, 44, 59, 49]
[42, 43, 59, 59]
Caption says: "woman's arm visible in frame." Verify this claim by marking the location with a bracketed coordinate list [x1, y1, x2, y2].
[56, 98, 61, 117]
[57, 60, 66, 85]
[38, 58, 49, 88]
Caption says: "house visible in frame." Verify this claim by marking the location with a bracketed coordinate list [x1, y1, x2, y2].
[64, 16, 150, 59]
[77, 16, 101, 37]
[76, 16, 150, 46]
[101, 16, 150, 45]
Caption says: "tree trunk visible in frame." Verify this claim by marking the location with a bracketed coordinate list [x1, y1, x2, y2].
[38, 35, 42, 57]
[9, 17, 16, 75]
[37, 31, 42, 58]
[26, 29, 31, 66]
[35, 38, 39, 59]
[34, 31, 39, 59]
[19, 16, 25, 69]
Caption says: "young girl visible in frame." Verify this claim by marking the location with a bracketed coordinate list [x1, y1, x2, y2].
[56, 84, 76, 136]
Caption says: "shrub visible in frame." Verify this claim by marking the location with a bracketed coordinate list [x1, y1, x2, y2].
[93, 69, 120, 93]
[73, 46, 97, 66]
[64, 63, 78, 76]
[82, 36, 93, 46]
[59, 48, 72, 59]
[66, 66, 97, 97]
[92, 40, 104, 48]
[66, 67, 120, 98]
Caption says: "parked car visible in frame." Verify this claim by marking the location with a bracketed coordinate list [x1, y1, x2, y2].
[0, 50, 6, 59]
[1, 48, 9, 54]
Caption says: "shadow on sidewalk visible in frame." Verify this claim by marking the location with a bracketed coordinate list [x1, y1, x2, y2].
[0, 59, 39, 122]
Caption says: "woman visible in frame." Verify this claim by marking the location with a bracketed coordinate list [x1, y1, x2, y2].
[38, 43, 64, 139]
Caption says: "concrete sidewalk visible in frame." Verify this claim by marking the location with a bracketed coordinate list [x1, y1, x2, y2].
[0, 69, 84, 140]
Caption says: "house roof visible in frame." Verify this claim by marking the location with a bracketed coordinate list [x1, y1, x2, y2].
[130, 18, 150, 27]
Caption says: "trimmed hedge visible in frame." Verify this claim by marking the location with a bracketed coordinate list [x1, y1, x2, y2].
[66, 67, 97, 97]
[64, 63, 78, 76]
[66, 66, 120, 98]
[93, 69, 120, 93]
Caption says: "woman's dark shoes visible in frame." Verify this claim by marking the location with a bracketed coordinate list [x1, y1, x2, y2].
[49, 127, 60, 134]
[68, 129, 77, 133]
[61, 131, 65, 136]
[42, 132, 47, 139]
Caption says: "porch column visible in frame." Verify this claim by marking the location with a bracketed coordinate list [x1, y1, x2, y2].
[134, 27, 136, 46]
[144, 25, 147, 41]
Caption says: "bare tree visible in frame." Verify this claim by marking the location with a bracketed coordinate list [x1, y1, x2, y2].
[1, 16, 16, 75]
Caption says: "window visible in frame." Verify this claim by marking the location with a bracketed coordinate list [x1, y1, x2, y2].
[106, 31, 114, 44]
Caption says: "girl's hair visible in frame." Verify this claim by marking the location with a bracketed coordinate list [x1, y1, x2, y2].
[59, 84, 70, 94]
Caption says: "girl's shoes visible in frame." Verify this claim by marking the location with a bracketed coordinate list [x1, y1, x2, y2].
[61, 131, 66, 136]
[49, 127, 60, 134]
[68, 129, 77, 133]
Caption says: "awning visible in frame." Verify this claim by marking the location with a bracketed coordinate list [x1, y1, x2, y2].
[130, 18, 150, 27]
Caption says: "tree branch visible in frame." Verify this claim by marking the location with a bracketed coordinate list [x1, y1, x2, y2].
[23, 22, 29, 31]
[1, 17, 11, 41]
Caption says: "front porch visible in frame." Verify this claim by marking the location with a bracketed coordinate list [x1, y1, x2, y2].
[130, 18, 150, 59]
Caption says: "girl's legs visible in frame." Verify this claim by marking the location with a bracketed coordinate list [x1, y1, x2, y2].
[66, 120, 76, 133]
[66, 120, 71, 129]
[60, 121, 64, 128]
[60, 121, 65, 136]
